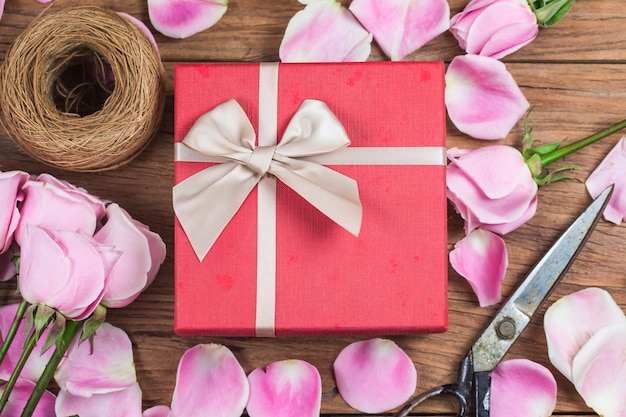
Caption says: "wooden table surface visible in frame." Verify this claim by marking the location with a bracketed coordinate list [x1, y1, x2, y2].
[1, 0, 625, 415]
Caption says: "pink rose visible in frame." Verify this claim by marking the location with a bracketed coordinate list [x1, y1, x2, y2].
[18, 224, 118, 320]
[447, 146, 538, 235]
[450, 0, 538, 59]
[0, 170, 29, 253]
[94, 204, 166, 308]
[17, 174, 106, 243]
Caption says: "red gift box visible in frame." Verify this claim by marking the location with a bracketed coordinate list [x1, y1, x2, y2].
[174, 62, 447, 337]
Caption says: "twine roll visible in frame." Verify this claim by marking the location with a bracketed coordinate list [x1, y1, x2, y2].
[0, 6, 165, 172]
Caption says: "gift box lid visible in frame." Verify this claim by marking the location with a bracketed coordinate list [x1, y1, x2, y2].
[173, 62, 448, 337]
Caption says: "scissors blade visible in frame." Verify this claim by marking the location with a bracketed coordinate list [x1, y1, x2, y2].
[471, 185, 613, 373]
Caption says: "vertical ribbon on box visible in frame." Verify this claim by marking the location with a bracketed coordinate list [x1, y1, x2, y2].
[174, 63, 447, 337]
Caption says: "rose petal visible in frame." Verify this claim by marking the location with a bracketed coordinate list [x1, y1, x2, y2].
[148, 0, 227, 39]
[279, 0, 372, 62]
[1, 379, 56, 417]
[55, 383, 143, 417]
[333, 338, 416, 413]
[491, 359, 557, 417]
[247, 360, 321, 417]
[449, 228, 508, 307]
[0, 251, 16, 282]
[171, 344, 248, 417]
[349, 0, 449, 61]
[445, 54, 529, 140]
[0, 170, 28, 253]
[572, 323, 626, 417]
[143, 405, 171, 417]
[585, 137, 626, 224]
[54, 323, 136, 397]
[544, 287, 626, 381]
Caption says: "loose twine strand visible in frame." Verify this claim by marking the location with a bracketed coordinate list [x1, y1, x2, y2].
[0, 6, 165, 172]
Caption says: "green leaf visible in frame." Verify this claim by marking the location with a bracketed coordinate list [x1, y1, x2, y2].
[41, 314, 66, 355]
[531, 0, 576, 27]
[80, 304, 107, 346]
[33, 305, 55, 339]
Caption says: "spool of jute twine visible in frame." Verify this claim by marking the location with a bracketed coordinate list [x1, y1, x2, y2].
[0, 6, 165, 172]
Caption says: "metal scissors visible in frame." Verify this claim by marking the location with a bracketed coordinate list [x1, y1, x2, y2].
[395, 185, 613, 417]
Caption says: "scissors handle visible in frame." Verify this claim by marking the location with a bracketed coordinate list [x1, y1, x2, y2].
[395, 353, 472, 417]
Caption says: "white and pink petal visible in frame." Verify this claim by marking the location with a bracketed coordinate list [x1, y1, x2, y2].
[55, 383, 143, 417]
[449, 228, 508, 307]
[349, 0, 449, 61]
[333, 338, 416, 413]
[247, 360, 321, 417]
[543, 287, 626, 381]
[572, 323, 626, 417]
[279, 0, 372, 63]
[585, 137, 626, 224]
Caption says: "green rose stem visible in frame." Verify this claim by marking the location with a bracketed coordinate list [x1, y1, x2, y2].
[20, 319, 82, 417]
[0, 312, 53, 414]
[0, 300, 28, 365]
[526, 118, 626, 184]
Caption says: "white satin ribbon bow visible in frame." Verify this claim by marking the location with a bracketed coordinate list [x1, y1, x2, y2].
[173, 98, 363, 261]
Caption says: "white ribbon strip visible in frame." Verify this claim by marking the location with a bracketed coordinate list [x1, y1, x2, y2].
[256, 63, 279, 337]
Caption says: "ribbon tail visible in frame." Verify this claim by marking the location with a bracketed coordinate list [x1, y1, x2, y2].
[271, 159, 362, 236]
[173, 162, 261, 260]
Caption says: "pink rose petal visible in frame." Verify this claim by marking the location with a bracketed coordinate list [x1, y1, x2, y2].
[333, 338, 416, 413]
[143, 405, 171, 417]
[445, 54, 529, 140]
[148, 0, 228, 39]
[1, 379, 56, 417]
[349, 0, 449, 61]
[247, 360, 321, 417]
[544, 287, 626, 381]
[279, 0, 372, 62]
[171, 344, 249, 417]
[585, 137, 626, 224]
[55, 383, 143, 417]
[0, 251, 16, 282]
[572, 323, 626, 417]
[54, 323, 136, 397]
[491, 359, 557, 417]
[449, 228, 508, 307]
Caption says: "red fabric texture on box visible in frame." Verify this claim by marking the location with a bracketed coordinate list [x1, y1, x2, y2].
[174, 62, 448, 337]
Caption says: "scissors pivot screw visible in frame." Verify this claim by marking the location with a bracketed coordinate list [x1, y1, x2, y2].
[495, 318, 516, 340]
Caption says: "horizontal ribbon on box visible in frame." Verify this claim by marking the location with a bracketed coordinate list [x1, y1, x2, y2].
[173, 63, 446, 336]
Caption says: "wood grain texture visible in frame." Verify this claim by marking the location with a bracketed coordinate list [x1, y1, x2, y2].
[1, 0, 625, 415]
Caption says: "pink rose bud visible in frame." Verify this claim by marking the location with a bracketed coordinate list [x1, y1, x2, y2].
[450, 0, 538, 59]
[17, 173, 106, 243]
[447, 146, 538, 235]
[94, 204, 166, 309]
[18, 225, 115, 320]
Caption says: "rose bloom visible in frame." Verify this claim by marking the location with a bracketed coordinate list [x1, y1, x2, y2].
[17, 173, 106, 242]
[447, 146, 538, 235]
[18, 224, 118, 320]
[0, 170, 29, 253]
[93, 203, 166, 308]
[450, 0, 538, 59]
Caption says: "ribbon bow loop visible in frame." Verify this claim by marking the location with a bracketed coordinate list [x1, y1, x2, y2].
[173, 99, 363, 261]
